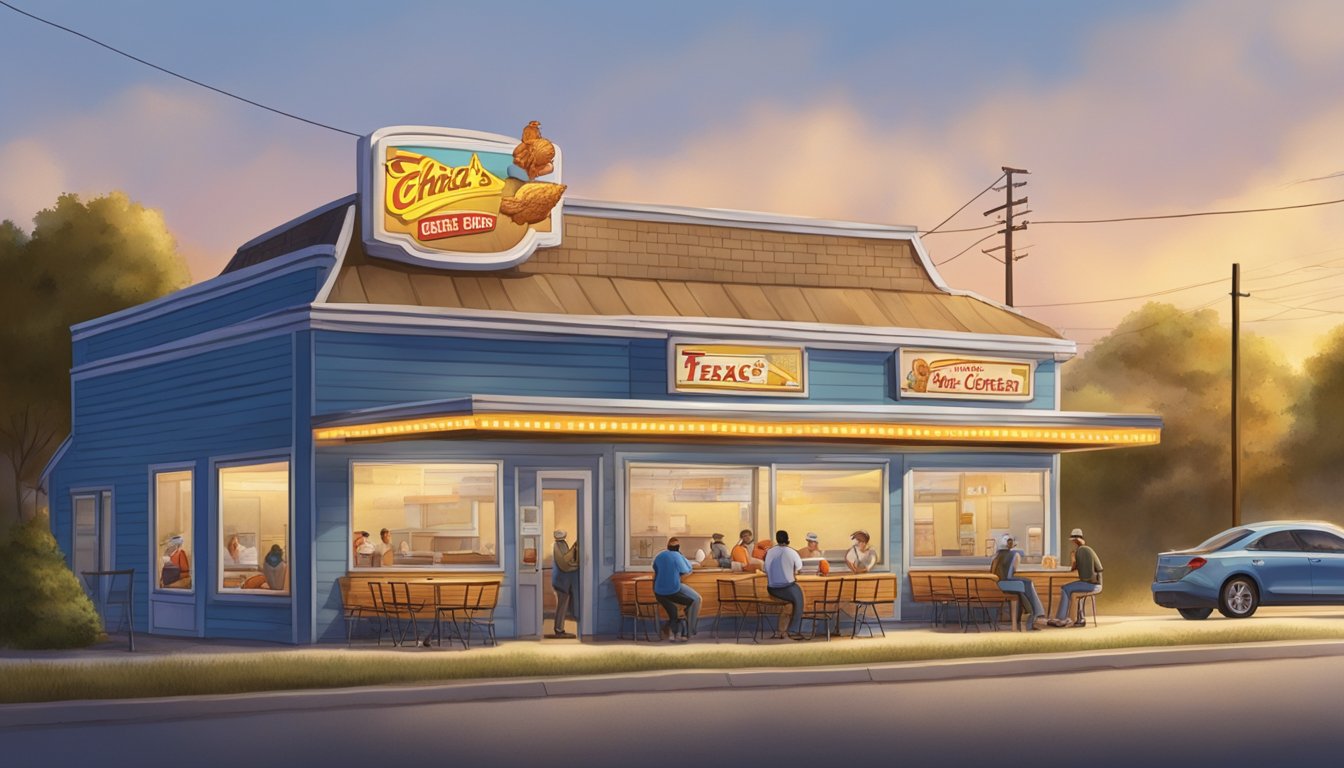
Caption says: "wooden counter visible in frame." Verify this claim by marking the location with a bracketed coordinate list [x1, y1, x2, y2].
[612, 570, 898, 619]
[907, 569, 1081, 618]
[340, 571, 504, 611]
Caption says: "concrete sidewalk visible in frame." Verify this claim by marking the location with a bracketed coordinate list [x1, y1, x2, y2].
[5, 637, 1344, 730]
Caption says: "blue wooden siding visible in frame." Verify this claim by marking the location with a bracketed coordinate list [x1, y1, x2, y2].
[48, 334, 297, 643]
[75, 262, 329, 365]
[313, 331, 632, 413]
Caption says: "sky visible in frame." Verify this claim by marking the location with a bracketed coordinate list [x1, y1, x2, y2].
[3, 0, 1344, 365]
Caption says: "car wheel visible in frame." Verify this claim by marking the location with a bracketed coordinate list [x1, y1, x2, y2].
[1178, 607, 1213, 620]
[1217, 577, 1259, 618]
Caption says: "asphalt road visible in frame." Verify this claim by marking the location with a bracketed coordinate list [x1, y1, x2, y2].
[8, 654, 1344, 767]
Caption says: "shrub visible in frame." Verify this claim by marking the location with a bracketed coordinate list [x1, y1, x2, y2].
[0, 514, 103, 649]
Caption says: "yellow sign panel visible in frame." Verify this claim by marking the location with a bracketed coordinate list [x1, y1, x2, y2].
[672, 343, 806, 396]
[898, 349, 1035, 401]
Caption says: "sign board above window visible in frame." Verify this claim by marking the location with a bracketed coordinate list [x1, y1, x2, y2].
[669, 342, 807, 397]
[896, 349, 1035, 402]
[358, 125, 566, 270]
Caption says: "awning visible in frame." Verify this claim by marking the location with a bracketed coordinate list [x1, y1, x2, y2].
[312, 395, 1161, 451]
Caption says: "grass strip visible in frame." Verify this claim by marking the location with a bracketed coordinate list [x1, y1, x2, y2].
[6, 621, 1344, 704]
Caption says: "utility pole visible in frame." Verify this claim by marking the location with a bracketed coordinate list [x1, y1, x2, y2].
[983, 166, 1030, 306]
[1231, 263, 1249, 527]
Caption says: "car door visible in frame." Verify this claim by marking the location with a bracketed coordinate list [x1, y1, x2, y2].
[1245, 530, 1312, 600]
[1296, 529, 1344, 599]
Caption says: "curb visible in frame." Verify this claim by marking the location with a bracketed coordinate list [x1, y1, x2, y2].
[3, 639, 1343, 729]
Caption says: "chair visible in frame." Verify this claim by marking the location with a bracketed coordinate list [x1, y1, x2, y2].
[748, 581, 789, 641]
[365, 582, 396, 645]
[388, 581, 428, 646]
[948, 576, 995, 633]
[1073, 576, 1102, 627]
[431, 583, 468, 649]
[338, 579, 368, 644]
[993, 580, 1027, 631]
[713, 578, 760, 643]
[848, 577, 887, 638]
[461, 582, 500, 648]
[81, 569, 135, 651]
[800, 577, 845, 640]
[631, 578, 662, 641]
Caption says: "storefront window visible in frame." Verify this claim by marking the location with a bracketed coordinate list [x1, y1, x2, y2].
[910, 470, 1048, 564]
[154, 470, 193, 591]
[351, 463, 500, 569]
[218, 461, 290, 595]
[775, 466, 884, 563]
[627, 465, 762, 567]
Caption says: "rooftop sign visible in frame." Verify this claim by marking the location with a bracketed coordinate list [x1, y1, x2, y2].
[358, 124, 566, 269]
[897, 349, 1035, 402]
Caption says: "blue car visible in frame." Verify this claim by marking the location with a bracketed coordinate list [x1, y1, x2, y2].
[1152, 521, 1344, 620]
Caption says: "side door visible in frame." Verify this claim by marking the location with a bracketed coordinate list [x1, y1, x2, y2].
[1245, 530, 1312, 600]
[1297, 529, 1344, 599]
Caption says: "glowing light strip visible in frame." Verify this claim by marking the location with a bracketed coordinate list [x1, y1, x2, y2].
[313, 412, 1160, 447]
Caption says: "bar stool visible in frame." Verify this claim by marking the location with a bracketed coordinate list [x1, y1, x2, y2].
[849, 577, 886, 638]
[1074, 578, 1102, 627]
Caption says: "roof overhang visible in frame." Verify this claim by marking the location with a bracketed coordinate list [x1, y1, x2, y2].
[312, 395, 1161, 451]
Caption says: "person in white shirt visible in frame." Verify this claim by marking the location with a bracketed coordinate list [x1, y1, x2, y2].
[845, 529, 878, 573]
[763, 530, 808, 641]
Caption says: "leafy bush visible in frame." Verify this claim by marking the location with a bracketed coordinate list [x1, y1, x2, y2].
[0, 514, 102, 649]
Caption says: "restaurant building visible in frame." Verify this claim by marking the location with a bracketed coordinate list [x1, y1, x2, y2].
[43, 125, 1160, 643]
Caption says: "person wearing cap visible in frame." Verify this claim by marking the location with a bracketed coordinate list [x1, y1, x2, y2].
[708, 533, 731, 568]
[845, 530, 878, 573]
[730, 529, 765, 572]
[652, 537, 701, 641]
[990, 534, 1045, 630]
[551, 530, 580, 637]
[796, 532, 823, 559]
[1049, 528, 1103, 627]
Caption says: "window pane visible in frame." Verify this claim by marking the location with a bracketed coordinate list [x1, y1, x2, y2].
[911, 470, 1047, 563]
[628, 465, 759, 567]
[351, 463, 500, 569]
[73, 495, 99, 575]
[775, 467, 883, 564]
[1250, 531, 1301, 552]
[219, 461, 290, 594]
[1294, 530, 1344, 553]
[154, 470, 193, 591]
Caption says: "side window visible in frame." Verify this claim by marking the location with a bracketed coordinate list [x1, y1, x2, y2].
[1295, 530, 1344, 553]
[1248, 531, 1302, 551]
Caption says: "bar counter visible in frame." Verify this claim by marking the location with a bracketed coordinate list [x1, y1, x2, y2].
[612, 569, 898, 620]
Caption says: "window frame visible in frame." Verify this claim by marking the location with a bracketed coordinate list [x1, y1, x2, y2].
[905, 466, 1052, 568]
[619, 459, 889, 572]
[149, 463, 196, 595]
[347, 458, 506, 573]
[212, 454, 293, 601]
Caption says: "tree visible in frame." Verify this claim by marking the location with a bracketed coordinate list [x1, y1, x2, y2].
[0, 192, 190, 528]
[0, 513, 103, 649]
[1281, 326, 1344, 509]
[1059, 302, 1300, 608]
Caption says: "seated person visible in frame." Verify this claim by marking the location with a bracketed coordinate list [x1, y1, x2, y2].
[990, 534, 1045, 630]
[730, 529, 765, 572]
[161, 535, 191, 588]
[796, 532, 823, 559]
[844, 529, 878, 573]
[376, 528, 395, 566]
[223, 534, 257, 566]
[708, 533, 731, 568]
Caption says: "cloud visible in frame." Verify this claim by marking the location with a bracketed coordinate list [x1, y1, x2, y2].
[0, 85, 351, 281]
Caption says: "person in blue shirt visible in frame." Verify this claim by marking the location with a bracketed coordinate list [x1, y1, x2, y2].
[651, 537, 701, 642]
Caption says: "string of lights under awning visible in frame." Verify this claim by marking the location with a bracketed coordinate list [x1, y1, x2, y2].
[312, 411, 1160, 449]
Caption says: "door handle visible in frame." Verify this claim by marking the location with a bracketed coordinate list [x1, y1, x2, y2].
[1251, 559, 1264, 566]
[1310, 558, 1323, 564]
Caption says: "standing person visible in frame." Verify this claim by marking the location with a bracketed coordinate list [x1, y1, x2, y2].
[651, 537, 702, 642]
[797, 532, 823, 558]
[551, 530, 580, 637]
[1049, 528, 1103, 627]
[763, 530, 808, 641]
[845, 530, 878, 573]
[990, 534, 1046, 630]
[731, 529, 765, 572]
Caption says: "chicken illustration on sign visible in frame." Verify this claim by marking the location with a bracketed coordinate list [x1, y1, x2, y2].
[358, 123, 566, 269]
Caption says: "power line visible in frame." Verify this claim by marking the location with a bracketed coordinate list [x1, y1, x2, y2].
[1017, 277, 1228, 308]
[1032, 197, 1344, 226]
[921, 223, 1000, 235]
[919, 173, 1005, 235]
[933, 232, 998, 266]
[0, 0, 360, 138]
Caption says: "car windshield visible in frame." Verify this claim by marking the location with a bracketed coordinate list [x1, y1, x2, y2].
[1188, 528, 1254, 554]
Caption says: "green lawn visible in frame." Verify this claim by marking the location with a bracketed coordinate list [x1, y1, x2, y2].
[7, 620, 1344, 704]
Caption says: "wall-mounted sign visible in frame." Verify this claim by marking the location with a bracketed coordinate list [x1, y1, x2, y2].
[670, 342, 807, 397]
[358, 124, 566, 270]
[897, 349, 1034, 402]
